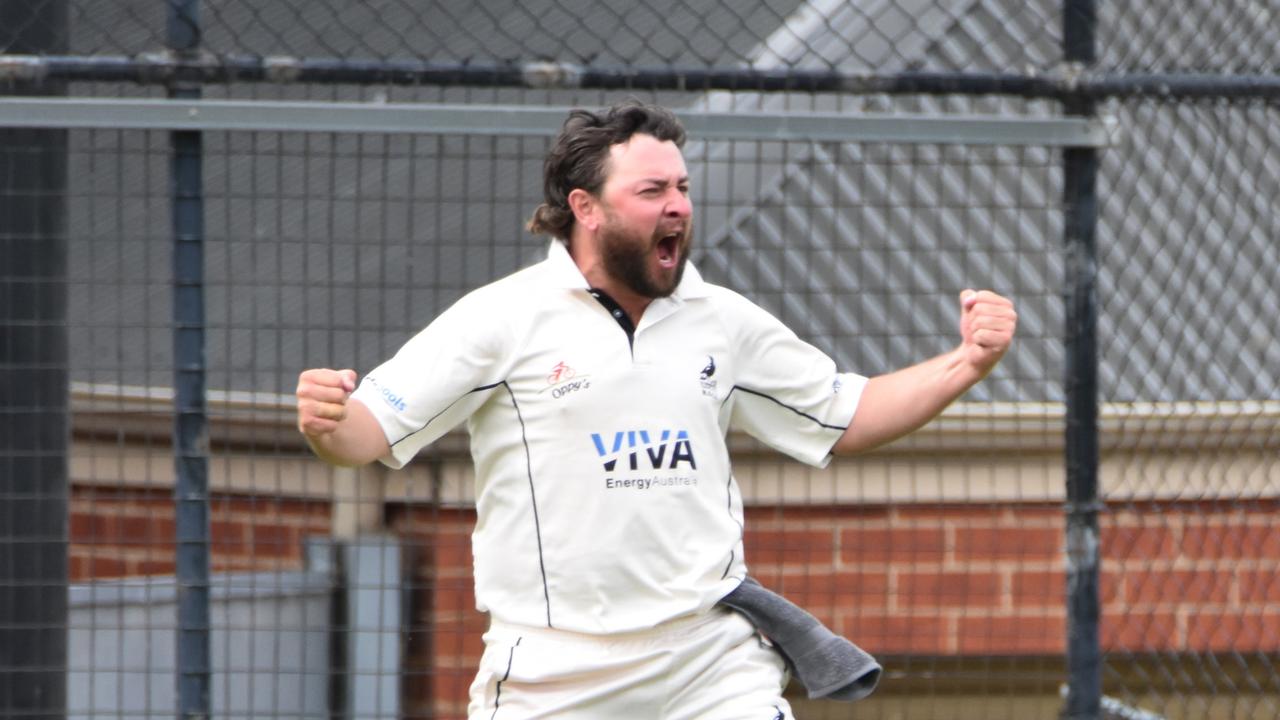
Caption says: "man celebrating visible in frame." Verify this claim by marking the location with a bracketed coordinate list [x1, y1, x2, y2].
[296, 100, 1016, 719]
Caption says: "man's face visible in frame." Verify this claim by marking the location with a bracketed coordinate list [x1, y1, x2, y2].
[594, 134, 693, 299]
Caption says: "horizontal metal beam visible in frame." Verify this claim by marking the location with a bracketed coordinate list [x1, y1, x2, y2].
[0, 53, 1068, 96]
[1080, 72, 1280, 100]
[5, 55, 1279, 101]
[0, 97, 1112, 146]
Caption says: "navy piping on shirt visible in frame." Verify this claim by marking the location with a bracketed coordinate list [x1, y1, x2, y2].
[386, 380, 553, 629]
[722, 385, 849, 432]
[500, 381, 554, 628]
[490, 637, 522, 719]
[388, 381, 505, 448]
[722, 470, 744, 581]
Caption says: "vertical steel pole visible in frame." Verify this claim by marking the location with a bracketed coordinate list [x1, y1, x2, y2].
[166, 0, 211, 717]
[0, 2, 70, 718]
[1062, 0, 1101, 717]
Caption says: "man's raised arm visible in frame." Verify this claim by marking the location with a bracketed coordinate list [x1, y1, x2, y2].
[834, 289, 1017, 456]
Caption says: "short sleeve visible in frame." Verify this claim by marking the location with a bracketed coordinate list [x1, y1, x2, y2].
[351, 291, 509, 468]
[723, 293, 867, 467]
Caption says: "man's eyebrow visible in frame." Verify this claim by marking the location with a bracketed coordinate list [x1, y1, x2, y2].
[638, 175, 690, 186]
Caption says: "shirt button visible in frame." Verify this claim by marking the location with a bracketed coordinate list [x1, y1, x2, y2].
[612, 310, 623, 318]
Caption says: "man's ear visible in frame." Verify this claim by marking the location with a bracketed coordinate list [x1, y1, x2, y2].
[568, 188, 599, 232]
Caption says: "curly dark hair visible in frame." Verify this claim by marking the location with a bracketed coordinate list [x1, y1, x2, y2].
[527, 100, 686, 241]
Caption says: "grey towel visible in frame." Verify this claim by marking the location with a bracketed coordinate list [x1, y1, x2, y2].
[717, 576, 882, 702]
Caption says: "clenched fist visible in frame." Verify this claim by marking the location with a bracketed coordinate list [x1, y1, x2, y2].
[958, 289, 1017, 374]
[296, 368, 358, 437]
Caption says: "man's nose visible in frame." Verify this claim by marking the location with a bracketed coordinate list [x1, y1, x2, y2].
[666, 190, 692, 217]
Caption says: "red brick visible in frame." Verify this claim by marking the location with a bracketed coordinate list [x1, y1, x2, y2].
[954, 526, 1062, 562]
[1185, 612, 1280, 653]
[743, 529, 836, 567]
[1239, 570, 1280, 603]
[841, 612, 947, 654]
[957, 614, 1064, 654]
[897, 571, 1002, 608]
[69, 512, 113, 540]
[249, 523, 295, 556]
[1125, 569, 1233, 605]
[432, 627, 484, 664]
[829, 570, 892, 609]
[747, 566, 890, 609]
[1182, 524, 1280, 560]
[213, 495, 272, 517]
[1101, 523, 1178, 560]
[432, 669, 475, 719]
[895, 505, 1011, 522]
[1012, 570, 1065, 608]
[211, 520, 250, 553]
[117, 515, 176, 547]
[82, 554, 128, 579]
[133, 558, 177, 576]
[68, 512, 100, 543]
[432, 535, 475, 570]
[433, 584, 477, 614]
[1100, 612, 1179, 651]
[838, 526, 946, 564]
[745, 505, 889, 523]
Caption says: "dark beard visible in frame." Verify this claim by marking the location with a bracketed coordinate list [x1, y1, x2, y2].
[599, 223, 689, 299]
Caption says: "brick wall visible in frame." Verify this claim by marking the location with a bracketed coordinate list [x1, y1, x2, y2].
[72, 487, 1280, 718]
[388, 506, 482, 720]
[386, 499, 1280, 719]
[69, 484, 331, 579]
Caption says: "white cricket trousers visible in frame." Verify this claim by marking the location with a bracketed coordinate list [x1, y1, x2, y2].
[467, 607, 795, 720]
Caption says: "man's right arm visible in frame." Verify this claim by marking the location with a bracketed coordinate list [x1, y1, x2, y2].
[296, 368, 391, 467]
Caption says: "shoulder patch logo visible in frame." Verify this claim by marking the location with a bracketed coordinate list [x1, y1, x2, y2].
[699, 355, 718, 397]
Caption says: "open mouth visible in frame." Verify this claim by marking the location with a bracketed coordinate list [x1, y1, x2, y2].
[656, 232, 682, 268]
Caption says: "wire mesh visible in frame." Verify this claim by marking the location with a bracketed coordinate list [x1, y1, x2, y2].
[46, 121, 1069, 719]
[1096, 98, 1280, 720]
[3, 1, 1280, 719]
[3, 0, 1065, 73]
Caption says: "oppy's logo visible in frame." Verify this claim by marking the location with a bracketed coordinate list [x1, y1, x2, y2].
[590, 429, 697, 472]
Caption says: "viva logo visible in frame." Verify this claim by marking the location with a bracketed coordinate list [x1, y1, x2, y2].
[590, 430, 697, 472]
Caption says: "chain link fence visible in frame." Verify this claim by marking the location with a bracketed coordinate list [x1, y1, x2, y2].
[3, 1, 1278, 719]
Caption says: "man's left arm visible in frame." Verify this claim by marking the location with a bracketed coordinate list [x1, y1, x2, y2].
[833, 289, 1017, 456]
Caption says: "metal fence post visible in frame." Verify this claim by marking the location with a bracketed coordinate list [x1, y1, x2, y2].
[0, 1, 70, 717]
[166, 0, 211, 717]
[1062, 0, 1101, 717]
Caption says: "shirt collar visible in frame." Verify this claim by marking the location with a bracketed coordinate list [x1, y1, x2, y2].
[544, 239, 710, 299]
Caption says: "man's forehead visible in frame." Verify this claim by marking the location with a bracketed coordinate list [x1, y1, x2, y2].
[606, 134, 687, 181]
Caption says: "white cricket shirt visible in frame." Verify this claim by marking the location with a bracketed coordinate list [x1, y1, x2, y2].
[353, 241, 867, 634]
